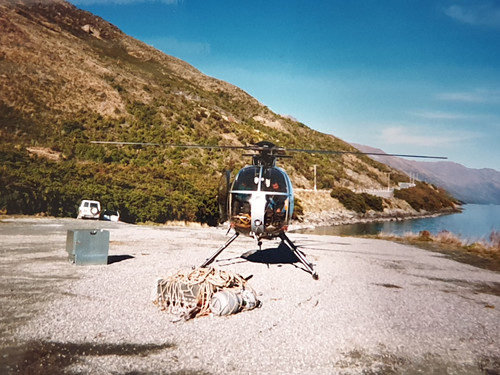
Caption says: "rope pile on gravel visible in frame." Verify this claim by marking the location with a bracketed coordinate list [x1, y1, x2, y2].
[152, 267, 259, 320]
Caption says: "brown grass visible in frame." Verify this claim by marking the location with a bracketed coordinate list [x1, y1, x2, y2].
[376, 230, 500, 272]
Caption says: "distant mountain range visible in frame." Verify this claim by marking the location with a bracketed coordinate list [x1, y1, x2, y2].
[352, 144, 500, 205]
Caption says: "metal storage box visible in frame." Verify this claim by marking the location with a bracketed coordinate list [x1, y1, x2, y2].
[66, 229, 110, 265]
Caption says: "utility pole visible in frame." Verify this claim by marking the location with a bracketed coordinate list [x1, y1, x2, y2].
[313, 165, 317, 191]
[386, 172, 391, 191]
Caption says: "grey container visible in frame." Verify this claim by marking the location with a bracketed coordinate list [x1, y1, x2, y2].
[66, 229, 110, 265]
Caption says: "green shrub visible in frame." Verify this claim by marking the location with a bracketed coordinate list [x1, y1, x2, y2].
[0, 145, 220, 224]
[292, 197, 304, 219]
[394, 182, 455, 212]
[330, 187, 384, 213]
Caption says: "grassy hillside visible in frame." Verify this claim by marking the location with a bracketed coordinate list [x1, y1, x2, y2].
[0, 0, 458, 223]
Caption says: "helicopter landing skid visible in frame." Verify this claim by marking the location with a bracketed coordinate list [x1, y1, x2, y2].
[200, 232, 240, 268]
[279, 233, 319, 280]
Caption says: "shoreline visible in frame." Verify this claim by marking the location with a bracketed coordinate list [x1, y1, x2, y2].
[291, 206, 460, 231]
[1, 206, 459, 231]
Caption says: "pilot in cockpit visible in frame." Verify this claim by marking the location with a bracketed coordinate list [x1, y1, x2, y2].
[268, 181, 286, 213]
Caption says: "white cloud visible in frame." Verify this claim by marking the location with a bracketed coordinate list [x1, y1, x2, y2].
[380, 126, 479, 147]
[410, 111, 474, 120]
[444, 2, 500, 28]
[436, 91, 485, 103]
[436, 88, 500, 104]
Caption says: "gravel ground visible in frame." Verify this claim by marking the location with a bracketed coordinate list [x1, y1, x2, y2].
[1, 217, 500, 374]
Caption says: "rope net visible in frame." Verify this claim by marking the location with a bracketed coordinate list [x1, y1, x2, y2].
[153, 267, 258, 320]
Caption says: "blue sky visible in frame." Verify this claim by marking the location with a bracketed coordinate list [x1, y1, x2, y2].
[69, 0, 500, 171]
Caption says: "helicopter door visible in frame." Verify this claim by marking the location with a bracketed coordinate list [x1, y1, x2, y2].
[261, 167, 292, 232]
[229, 166, 259, 232]
[218, 170, 231, 223]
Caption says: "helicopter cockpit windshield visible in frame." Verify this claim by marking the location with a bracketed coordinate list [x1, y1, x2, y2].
[233, 166, 260, 192]
[261, 168, 287, 192]
[229, 165, 293, 237]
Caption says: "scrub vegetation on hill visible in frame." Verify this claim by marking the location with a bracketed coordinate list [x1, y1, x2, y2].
[330, 187, 385, 213]
[393, 183, 458, 212]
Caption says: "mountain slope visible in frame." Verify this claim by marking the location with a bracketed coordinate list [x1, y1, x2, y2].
[0, 0, 457, 222]
[352, 143, 500, 205]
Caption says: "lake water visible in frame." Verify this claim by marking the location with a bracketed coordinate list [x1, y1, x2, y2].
[295, 204, 500, 242]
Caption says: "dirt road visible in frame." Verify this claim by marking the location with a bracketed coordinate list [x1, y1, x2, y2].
[1, 217, 499, 374]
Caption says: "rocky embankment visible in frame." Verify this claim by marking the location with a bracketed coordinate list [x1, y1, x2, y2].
[294, 189, 460, 228]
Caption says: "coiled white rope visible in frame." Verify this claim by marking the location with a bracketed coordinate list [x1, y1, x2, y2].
[153, 267, 256, 319]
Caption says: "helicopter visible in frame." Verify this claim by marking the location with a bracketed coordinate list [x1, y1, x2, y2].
[91, 140, 447, 280]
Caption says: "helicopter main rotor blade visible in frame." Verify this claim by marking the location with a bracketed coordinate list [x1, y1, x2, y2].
[283, 148, 448, 160]
[90, 141, 447, 159]
[90, 141, 163, 146]
[90, 140, 244, 150]
[90, 141, 291, 154]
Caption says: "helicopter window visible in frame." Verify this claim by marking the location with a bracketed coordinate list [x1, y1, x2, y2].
[261, 168, 287, 193]
[233, 167, 260, 191]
